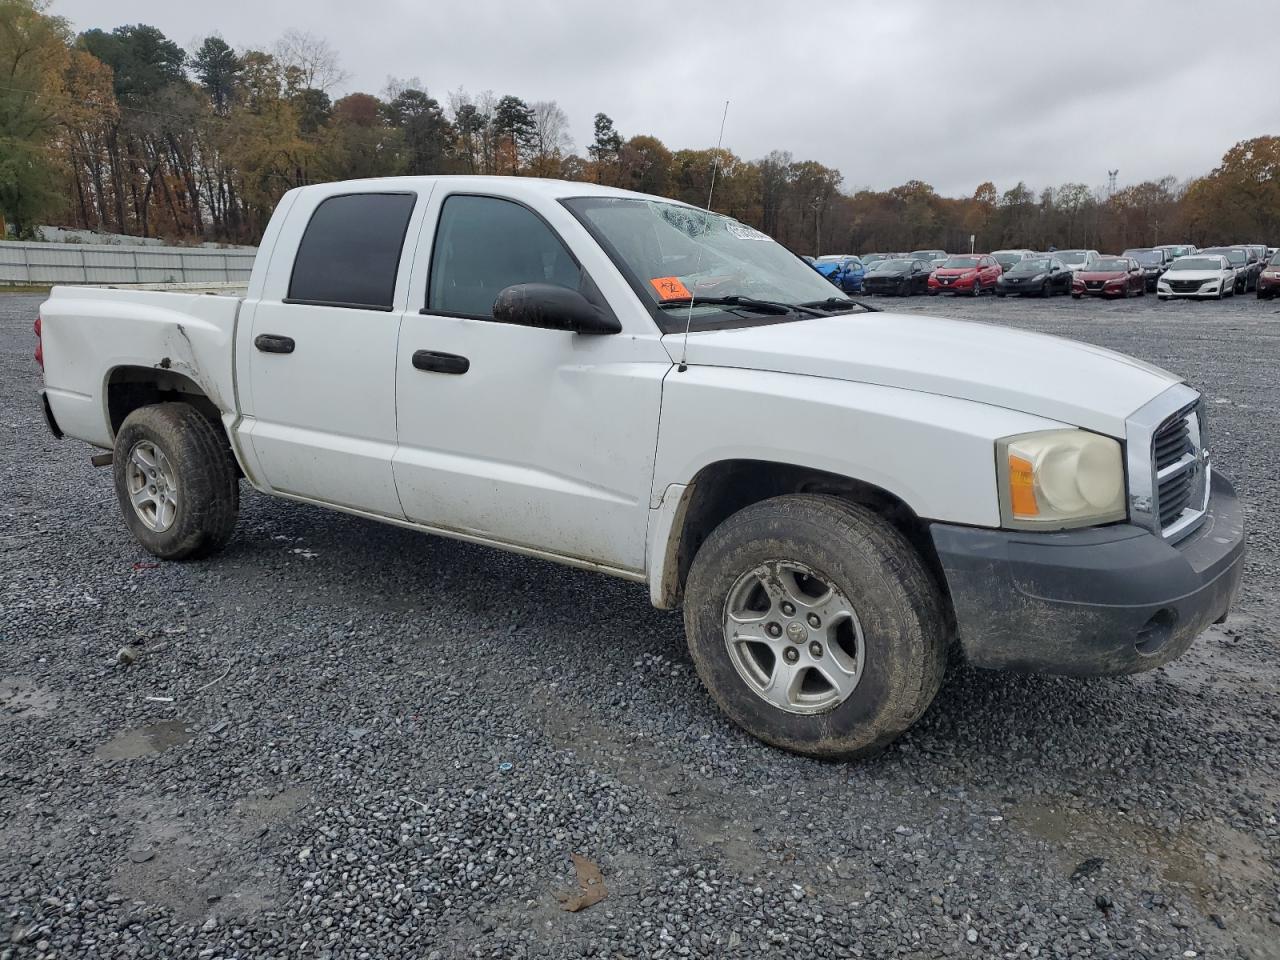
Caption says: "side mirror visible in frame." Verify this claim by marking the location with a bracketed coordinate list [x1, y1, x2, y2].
[493, 283, 621, 335]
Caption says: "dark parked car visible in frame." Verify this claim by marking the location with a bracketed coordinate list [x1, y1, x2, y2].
[1258, 249, 1280, 300]
[862, 257, 934, 296]
[995, 256, 1073, 297]
[1122, 248, 1170, 291]
[1201, 247, 1256, 293]
[1072, 257, 1146, 299]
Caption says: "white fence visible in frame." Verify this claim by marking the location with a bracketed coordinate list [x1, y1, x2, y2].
[0, 240, 257, 286]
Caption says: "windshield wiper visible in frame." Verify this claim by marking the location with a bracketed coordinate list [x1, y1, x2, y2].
[656, 295, 831, 318]
[798, 296, 879, 314]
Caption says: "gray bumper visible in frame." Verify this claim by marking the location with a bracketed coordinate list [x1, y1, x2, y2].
[930, 470, 1246, 676]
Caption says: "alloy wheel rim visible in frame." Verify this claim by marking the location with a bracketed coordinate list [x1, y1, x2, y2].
[722, 560, 865, 716]
[125, 440, 179, 532]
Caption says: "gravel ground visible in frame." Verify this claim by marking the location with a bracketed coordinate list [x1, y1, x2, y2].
[2, 289, 1278, 959]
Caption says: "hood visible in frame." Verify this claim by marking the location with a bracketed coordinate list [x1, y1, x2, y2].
[934, 267, 977, 277]
[1077, 270, 1128, 281]
[668, 311, 1180, 437]
[868, 268, 910, 278]
[1164, 269, 1226, 281]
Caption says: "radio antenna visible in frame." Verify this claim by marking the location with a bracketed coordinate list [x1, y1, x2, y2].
[678, 99, 729, 371]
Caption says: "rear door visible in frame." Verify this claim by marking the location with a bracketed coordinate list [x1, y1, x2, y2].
[240, 188, 428, 516]
[392, 190, 670, 573]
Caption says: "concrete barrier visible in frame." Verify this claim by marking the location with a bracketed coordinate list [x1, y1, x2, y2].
[0, 240, 257, 286]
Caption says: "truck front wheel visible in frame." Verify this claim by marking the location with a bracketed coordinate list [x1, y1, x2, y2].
[683, 495, 948, 758]
[112, 403, 239, 560]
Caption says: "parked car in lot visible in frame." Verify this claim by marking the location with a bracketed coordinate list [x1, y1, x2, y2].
[991, 249, 1036, 273]
[1157, 254, 1237, 300]
[1072, 257, 1146, 299]
[1257, 249, 1280, 300]
[860, 253, 903, 269]
[1122, 248, 1170, 291]
[812, 255, 865, 294]
[996, 256, 1073, 297]
[1155, 244, 1197, 262]
[862, 257, 933, 296]
[909, 249, 948, 266]
[1200, 247, 1256, 293]
[1056, 249, 1102, 273]
[34, 175, 1246, 759]
[928, 254, 1001, 296]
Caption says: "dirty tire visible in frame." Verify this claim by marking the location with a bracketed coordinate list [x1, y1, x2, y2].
[112, 403, 239, 560]
[683, 494, 948, 759]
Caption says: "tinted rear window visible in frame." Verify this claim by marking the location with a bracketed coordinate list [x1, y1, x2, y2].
[288, 193, 417, 310]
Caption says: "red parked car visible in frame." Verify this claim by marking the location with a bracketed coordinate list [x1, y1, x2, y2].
[1071, 256, 1146, 299]
[928, 254, 1001, 296]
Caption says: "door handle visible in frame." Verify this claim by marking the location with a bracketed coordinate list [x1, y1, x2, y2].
[412, 350, 469, 375]
[254, 334, 295, 354]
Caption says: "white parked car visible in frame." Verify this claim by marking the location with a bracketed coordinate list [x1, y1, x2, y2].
[34, 176, 1246, 758]
[1055, 249, 1102, 273]
[1157, 255, 1237, 300]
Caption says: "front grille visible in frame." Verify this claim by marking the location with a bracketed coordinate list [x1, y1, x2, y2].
[1085, 280, 1104, 289]
[1152, 404, 1205, 536]
[1168, 279, 1203, 293]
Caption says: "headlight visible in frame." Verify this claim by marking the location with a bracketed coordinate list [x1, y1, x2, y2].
[997, 430, 1126, 530]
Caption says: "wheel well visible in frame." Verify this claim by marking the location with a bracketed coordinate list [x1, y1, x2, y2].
[667, 460, 954, 621]
[105, 366, 227, 448]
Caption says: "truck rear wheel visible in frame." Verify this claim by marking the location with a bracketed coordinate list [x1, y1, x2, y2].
[112, 403, 239, 560]
[683, 494, 948, 758]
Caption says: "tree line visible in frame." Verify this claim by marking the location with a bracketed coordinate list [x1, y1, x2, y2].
[2, 0, 1277, 253]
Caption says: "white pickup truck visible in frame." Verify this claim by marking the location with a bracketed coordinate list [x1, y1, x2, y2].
[35, 176, 1246, 757]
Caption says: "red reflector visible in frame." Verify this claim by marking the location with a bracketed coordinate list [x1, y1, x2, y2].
[34, 315, 41, 336]
[34, 342, 43, 368]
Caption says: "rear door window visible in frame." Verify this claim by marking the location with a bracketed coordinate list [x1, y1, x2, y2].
[287, 193, 417, 310]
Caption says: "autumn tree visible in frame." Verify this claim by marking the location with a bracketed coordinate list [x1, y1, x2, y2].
[0, 0, 70, 235]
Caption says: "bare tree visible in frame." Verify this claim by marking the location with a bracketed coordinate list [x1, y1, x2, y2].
[274, 30, 348, 93]
[529, 100, 573, 177]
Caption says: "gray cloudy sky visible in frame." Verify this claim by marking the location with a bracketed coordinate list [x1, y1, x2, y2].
[51, 0, 1270, 197]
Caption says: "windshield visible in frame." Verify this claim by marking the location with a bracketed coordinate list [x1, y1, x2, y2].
[1162, 246, 1193, 257]
[1271, 251, 1280, 266]
[942, 256, 980, 268]
[910, 250, 942, 259]
[1170, 257, 1225, 271]
[563, 196, 850, 330]
[1092, 258, 1130, 272]
[1058, 251, 1088, 265]
[814, 255, 845, 262]
[872, 259, 915, 272]
[1124, 249, 1163, 265]
[994, 254, 1024, 269]
[1204, 248, 1246, 266]
[1008, 258, 1051, 275]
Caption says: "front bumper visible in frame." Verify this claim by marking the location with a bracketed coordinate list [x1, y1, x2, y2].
[1074, 284, 1127, 298]
[1258, 275, 1280, 296]
[1158, 282, 1223, 298]
[930, 470, 1245, 676]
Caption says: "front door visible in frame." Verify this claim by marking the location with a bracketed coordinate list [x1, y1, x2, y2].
[392, 192, 669, 573]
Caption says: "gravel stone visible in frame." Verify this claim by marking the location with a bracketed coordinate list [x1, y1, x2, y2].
[2, 291, 1278, 958]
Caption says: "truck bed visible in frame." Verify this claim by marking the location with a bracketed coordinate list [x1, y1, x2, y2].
[39, 285, 244, 449]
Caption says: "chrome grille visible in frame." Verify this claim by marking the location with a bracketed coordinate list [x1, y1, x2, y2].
[1168, 279, 1203, 293]
[1126, 386, 1209, 542]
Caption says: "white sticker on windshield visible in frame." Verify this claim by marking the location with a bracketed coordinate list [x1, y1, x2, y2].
[725, 222, 773, 241]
